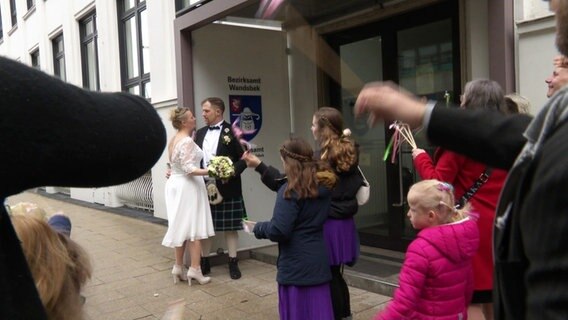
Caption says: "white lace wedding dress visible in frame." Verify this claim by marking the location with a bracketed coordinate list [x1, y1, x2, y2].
[162, 136, 215, 247]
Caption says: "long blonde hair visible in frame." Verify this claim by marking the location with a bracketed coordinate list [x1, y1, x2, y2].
[11, 215, 92, 320]
[313, 107, 357, 173]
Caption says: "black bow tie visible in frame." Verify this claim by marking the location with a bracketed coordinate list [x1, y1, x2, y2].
[208, 126, 220, 130]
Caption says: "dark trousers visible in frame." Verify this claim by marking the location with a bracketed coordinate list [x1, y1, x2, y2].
[330, 265, 351, 320]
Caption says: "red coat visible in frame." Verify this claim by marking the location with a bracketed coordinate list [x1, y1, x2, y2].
[375, 217, 479, 319]
[413, 148, 507, 291]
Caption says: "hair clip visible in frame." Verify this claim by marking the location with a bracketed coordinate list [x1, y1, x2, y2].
[437, 182, 454, 193]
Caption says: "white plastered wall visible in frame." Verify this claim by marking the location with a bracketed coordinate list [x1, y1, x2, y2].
[191, 23, 294, 250]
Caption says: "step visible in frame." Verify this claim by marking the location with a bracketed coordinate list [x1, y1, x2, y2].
[250, 245, 401, 297]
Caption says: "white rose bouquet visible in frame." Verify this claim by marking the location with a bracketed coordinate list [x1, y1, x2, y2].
[207, 156, 235, 181]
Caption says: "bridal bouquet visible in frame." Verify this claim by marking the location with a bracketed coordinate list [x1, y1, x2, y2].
[207, 156, 235, 181]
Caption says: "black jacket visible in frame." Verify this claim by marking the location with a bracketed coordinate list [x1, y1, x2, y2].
[254, 160, 364, 219]
[195, 121, 247, 199]
[428, 103, 568, 320]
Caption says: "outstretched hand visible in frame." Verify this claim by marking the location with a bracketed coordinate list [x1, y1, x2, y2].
[242, 219, 257, 234]
[242, 150, 261, 168]
[354, 81, 428, 129]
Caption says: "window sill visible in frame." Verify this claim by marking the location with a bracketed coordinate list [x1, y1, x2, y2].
[7, 25, 18, 36]
[23, 6, 37, 21]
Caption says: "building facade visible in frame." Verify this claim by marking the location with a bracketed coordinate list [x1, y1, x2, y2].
[0, 0, 558, 252]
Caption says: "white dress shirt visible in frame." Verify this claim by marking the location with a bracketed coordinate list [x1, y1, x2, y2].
[202, 120, 224, 167]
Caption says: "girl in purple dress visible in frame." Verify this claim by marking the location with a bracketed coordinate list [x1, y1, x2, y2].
[245, 137, 337, 320]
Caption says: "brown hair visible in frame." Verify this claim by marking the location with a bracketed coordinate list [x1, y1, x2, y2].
[407, 179, 470, 223]
[201, 97, 225, 114]
[313, 107, 357, 172]
[169, 107, 189, 130]
[12, 215, 92, 320]
[280, 137, 335, 199]
[462, 79, 506, 114]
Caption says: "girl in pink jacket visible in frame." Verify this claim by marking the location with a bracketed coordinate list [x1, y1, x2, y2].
[375, 180, 479, 320]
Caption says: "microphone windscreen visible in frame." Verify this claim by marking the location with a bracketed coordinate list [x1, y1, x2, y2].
[0, 57, 166, 197]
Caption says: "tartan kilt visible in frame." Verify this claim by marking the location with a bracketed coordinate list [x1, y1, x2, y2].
[210, 197, 247, 231]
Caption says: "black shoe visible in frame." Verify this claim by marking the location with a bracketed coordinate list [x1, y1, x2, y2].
[201, 257, 211, 276]
[228, 257, 241, 279]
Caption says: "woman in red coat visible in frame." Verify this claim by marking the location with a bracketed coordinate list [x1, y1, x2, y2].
[412, 79, 509, 320]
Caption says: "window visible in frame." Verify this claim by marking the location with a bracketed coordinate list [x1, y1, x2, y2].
[80, 12, 100, 91]
[52, 34, 65, 80]
[0, 6, 4, 41]
[118, 0, 150, 99]
[10, 0, 17, 27]
[27, 0, 35, 10]
[30, 49, 39, 69]
[175, 0, 209, 14]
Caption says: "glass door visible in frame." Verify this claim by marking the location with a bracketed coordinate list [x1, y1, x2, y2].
[325, 0, 460, 251]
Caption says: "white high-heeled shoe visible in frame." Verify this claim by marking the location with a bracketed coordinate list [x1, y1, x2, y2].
[172, 265, 188, 284]
[187, 267, 211, 286]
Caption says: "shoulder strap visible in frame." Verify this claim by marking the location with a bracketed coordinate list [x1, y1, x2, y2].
[456, 167, 492, 209]
[357, 166, 369, 186]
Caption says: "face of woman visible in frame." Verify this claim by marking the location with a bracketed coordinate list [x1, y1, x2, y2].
[311, 116, 319, 141]
[183, 111, 196, 131]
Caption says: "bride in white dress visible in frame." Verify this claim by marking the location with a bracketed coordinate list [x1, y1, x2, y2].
[162, 107, 215, 286]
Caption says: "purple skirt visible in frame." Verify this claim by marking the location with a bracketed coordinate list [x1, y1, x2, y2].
[278, 283, 333, 320]
[324, 217, 360, 266]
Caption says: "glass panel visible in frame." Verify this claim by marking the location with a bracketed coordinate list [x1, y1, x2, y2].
[57, 57, 66, 81]
[125, 17, 139, 79]
[86, 41, 99, 90]
[143, 81, 151, 99]
[140, 9, 150, 74]
[398, 19, 453, 99]
[31, 51, 40, 69]
[57, 39, 64, 53]
[397, 19, 454, 238]
[123, 0, 136, 12]
[176, 0, 191, 11]
[128, 85, 140, 95]
[85, 19, 94, 36]
[339, 36, 389, 235]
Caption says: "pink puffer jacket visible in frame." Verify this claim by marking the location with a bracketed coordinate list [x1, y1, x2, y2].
[375, 216, 479, 320]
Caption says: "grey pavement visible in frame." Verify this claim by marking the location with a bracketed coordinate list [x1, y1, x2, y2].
[6, 191, 390, 320]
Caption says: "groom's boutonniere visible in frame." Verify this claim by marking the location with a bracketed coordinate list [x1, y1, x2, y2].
[222, 128, 232, 145]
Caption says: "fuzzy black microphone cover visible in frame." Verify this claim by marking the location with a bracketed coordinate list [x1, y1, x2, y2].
[0, 57, 166, 319]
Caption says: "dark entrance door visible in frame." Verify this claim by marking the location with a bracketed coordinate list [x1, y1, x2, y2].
[325, 1, 461, 251]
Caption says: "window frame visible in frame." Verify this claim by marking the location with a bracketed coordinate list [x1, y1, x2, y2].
[0, 5, 4, 42]
[118, 0, 150, 99]
[79, 11, 100, 91]
[30, 48, 40, 69]
[27, 0, 35, 11]
[52, 34, 66, 80]
[10, 0, 17, 27]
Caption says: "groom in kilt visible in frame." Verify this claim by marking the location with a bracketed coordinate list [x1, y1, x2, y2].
[195, 97, 248, 279]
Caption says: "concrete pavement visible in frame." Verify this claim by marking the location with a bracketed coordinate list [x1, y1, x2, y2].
[6, 191, 390, 320]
